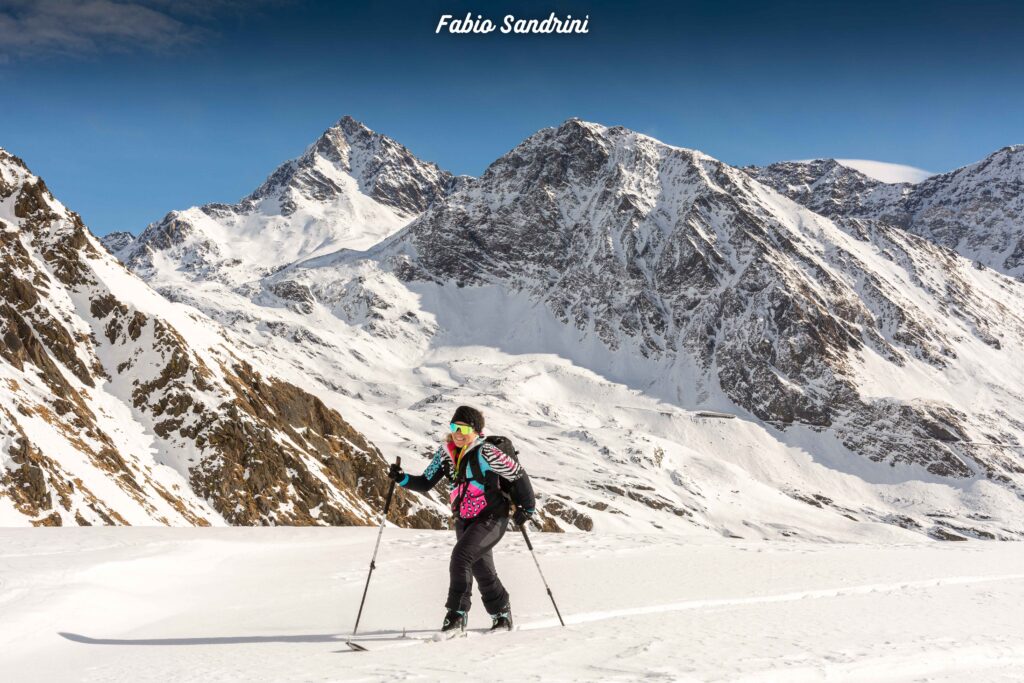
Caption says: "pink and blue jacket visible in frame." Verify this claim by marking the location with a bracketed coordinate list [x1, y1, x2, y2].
[398, 436, 536, 520]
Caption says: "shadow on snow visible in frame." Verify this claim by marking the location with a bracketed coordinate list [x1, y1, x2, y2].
[58, 628, 435, 646]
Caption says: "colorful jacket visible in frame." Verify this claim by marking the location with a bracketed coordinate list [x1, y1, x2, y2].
[398, 437, 536, 520]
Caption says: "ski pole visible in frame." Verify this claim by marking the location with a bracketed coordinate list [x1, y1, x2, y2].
[347, 456, 400, 651]
[520, 524, 566, 627]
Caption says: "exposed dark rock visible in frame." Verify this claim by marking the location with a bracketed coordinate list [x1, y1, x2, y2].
[543, 499, 593, 531]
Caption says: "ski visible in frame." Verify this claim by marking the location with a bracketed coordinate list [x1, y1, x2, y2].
[434, 628, 470, 642]
[345, 627, 489, 652]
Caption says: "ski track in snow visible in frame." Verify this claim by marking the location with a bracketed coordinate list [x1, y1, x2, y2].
[3, 528, 1024, 682]
[341, 571, 1024, 650]
[520, 572, 1024, 630]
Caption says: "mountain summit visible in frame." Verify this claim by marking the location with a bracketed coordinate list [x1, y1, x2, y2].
[245, 115, 456, 218]
[118, 116, 459, 287]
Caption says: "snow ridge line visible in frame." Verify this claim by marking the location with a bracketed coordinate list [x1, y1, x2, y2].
[520, 573, 1024, 629]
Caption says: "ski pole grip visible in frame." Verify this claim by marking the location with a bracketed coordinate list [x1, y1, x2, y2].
[382, 456, 402, 516]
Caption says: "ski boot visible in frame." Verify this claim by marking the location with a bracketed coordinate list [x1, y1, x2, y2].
[489, 604, 513, 631]
[441, 609, 467, 633]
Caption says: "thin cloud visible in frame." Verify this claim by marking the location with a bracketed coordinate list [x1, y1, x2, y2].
[0, 0, 274, 60]
[142, 0, 273, 22]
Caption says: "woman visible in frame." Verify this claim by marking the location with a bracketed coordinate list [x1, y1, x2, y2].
[389, 405, 536, 632]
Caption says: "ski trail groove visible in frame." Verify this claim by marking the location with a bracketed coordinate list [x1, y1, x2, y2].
[519, 573, 1024, 630]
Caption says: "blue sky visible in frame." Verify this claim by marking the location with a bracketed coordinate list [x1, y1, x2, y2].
[1, 0, 1022, 236]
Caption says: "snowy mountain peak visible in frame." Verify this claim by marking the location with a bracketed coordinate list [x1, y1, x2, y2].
[248, 114, 455, 218]
[336, 113, 371, 133]
[522, 117, 615, 152]
[751, 157, 883, 189]
[538, 118, 707, 156]
[119, 117, 459, 286]
[1, 148, 85, 258]
[750, 158, 933, 187]
[1, 148, 45, 208]
[991, 143, 1024, 158]
[799, 158, 845, 173]
[0, 147, 24, 171]
[929, 143, 1024, 188]
[557, 117, 609, 136]
[743, 158, 910, 220]
[479, 118, 712, 198]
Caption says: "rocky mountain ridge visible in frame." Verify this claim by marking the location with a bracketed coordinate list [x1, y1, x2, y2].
[351, 121, 1024, 478]
[0, 147, 446, 528]
[748, 145, 1024, 277]
[11, 118, 1024, 540]
[223, 119, 1024, 539]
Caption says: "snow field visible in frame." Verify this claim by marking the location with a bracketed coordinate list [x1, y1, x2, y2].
[3, 528, 1024, 682]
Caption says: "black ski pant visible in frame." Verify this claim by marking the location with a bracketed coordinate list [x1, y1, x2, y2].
[446, 514, 510, 615]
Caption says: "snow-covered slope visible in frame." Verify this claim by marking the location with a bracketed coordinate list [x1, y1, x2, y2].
[0, 148, 445, 528]
[5, 527, 1024, 682]
[749, 146, 1024, 277]
[118, 116, 460, 287]
[119, 119, 1024, 541]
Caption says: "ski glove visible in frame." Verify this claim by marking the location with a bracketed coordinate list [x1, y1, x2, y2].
[388, 462, 405, 483]
[513, 507, 535, 527]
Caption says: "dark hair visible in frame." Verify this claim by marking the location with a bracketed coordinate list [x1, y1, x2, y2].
[451, 405, 485, 433]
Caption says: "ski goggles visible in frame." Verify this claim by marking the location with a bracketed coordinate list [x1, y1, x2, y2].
[449, 423, 475, 435]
